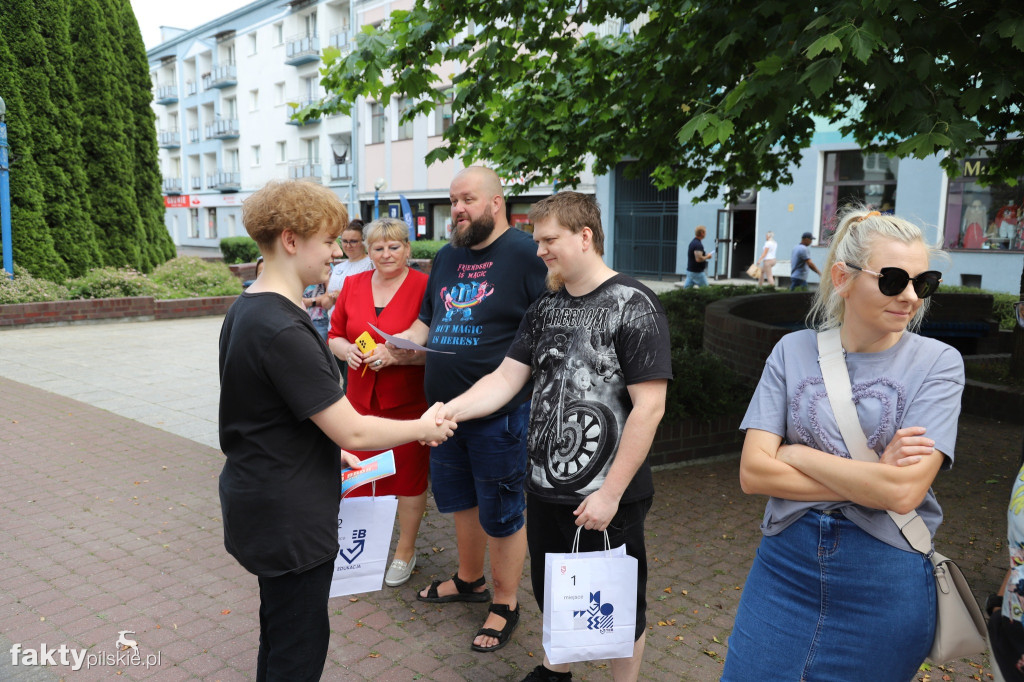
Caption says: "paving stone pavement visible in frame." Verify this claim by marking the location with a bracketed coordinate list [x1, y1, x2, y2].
[0, 317, 1018, 681]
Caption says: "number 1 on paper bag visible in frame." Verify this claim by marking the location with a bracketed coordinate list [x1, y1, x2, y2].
[550, 559, 591, 614]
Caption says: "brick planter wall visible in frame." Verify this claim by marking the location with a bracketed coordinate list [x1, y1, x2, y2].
[1, 296, 238, 330]
[649, 413, 744, 467]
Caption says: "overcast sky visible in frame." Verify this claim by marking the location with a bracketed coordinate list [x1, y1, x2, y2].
[130, 0, 248, 50]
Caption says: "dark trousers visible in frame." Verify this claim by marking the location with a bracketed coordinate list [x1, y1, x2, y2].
[255, 558, 334, 682]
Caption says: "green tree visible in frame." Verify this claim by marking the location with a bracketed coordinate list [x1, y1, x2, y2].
[2, 0, 100, 278]
[310, 0, 1023, 202]
[68, 0, 146, 270]
[111, 0, 175, 269]
[0, 31, 66, 281]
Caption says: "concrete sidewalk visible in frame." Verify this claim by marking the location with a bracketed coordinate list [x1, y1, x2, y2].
[0, 317, 1016, 681]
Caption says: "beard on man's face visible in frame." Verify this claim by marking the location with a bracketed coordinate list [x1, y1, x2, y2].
[450, 212, 496, 248]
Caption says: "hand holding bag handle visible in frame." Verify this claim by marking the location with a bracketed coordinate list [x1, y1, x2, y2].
[817, 328, 986, 663]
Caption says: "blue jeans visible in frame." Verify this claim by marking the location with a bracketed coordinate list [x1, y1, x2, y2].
[684, 271, 708, 288]
[789, 277, 808, 291]
[723, 510, 935, 682]
[429, 403, 529, 538]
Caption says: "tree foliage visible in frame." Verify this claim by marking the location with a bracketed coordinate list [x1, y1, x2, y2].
[309, 0, 1024, 202]
[0, 0, 172, 280]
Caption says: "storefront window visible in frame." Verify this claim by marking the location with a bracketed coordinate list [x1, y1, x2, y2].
[819, 150, 898, 241]
[944, 147, 1024, 251]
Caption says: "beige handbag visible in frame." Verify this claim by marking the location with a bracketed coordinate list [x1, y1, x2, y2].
[817, 328, 987, 663]
[745, 263, 762, 280]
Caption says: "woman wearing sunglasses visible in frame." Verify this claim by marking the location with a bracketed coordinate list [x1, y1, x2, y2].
[723, 208, 965, 681]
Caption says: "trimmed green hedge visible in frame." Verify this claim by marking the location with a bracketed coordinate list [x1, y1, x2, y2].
[410, 239, 447, 260]
[150, 257, 242, 298]
[658, 285, 777, 420]
[220, 236, 261, 265]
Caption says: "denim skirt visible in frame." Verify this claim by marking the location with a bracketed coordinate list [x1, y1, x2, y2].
[723, 510, 936, 682]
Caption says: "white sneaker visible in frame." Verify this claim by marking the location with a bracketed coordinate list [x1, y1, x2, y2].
[384, 556, 416, 587]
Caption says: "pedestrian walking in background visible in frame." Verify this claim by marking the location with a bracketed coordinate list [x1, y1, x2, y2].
[788, 231, 821, 290]
[684, 225, 713, 288]
[756, 231, 777, 287]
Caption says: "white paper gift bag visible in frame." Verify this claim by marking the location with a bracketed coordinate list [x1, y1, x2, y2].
[329, 494, 398, 598]
[542, 528, 638, 664]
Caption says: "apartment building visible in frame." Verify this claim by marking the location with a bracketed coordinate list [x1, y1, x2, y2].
[147, 0, 591, 253]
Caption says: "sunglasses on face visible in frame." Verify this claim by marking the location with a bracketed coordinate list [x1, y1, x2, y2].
[844, 263, 942, 298]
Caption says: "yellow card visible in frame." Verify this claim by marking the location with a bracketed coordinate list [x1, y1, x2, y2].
[355, 331, 377, 376]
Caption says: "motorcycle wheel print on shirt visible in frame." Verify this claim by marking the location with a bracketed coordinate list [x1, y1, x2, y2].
[524, 285, 662, 496]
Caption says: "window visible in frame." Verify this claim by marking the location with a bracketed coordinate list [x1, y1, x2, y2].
[397, 98, 414, 141]
[226, 149, 239, 172]
[275, 82, 285, 105]
[944, 144, 1024, 251]
[370, 102, 385, 144]
[248, 33, 258, 55]
[277, 141, 287, 163]
[304, 137, 320, 163]
[249, 89, 259, 111]
[189, 208, 200, 238]
[207, 208, 218, 239]
[224, 97, 237, 119]
[819, 150, 898, 241]
[274, 23, 284, 45]
[433, 88, 453, 136]
[251, 145, 261, 167]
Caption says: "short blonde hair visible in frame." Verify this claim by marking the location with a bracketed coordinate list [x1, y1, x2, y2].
[808, 206, 945, 332]
[363, 217, 410, 248]
[243, 180, 348, 248]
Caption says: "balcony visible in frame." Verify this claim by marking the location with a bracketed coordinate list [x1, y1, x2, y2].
[207, 171, 241, 192]
[190, 176, 203, 190]
[202, 63, 237, 90]
[158, 130, 181, 149]
[285, 34, 320, 65]
[187, 127, 201, 143]
[289, 160, 322, 181]
[329, 162, 353, 181]
[328, 29, 352, 55]
[286, 97, 321, 125]
[154, 85, 178, 104]
[162, 177, 183, 194]
[185, 80, 198, 97]
[205, 118, 240, 140]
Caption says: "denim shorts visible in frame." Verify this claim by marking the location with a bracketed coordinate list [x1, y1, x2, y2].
[429, 402, 529, 538]
[527, 494, 652, 641]
[723, 509, 935, 681]
[684, 271, 708, 288]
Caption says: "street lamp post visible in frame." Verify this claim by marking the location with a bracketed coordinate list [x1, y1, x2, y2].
[0, 95, 12, 279]
[374, 177, 386, 220]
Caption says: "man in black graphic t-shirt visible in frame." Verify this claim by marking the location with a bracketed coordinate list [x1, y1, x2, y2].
[437, 191, 672, 682]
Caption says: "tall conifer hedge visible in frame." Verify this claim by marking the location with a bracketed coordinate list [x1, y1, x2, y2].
[0, 0, 173, 280]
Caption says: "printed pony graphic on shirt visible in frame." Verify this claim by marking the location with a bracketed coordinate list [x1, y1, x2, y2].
[440, 280, 493, 321]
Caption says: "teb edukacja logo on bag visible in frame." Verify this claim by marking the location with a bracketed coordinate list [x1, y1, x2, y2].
[338, 528, 367, 564]
[573, 591, 615, 634]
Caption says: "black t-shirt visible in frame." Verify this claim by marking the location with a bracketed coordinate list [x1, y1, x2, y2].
[419, 227, 547, 414]
[218, 292, 344, 577]
[687, 237, 708, 272]
[506, 274, 673, 505]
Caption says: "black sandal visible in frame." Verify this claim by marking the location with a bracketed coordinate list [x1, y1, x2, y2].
[470, 602, 520, 653]
[417, 572, 491, 603]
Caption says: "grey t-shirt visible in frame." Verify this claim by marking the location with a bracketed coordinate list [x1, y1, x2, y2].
[740, 328, 965, 552]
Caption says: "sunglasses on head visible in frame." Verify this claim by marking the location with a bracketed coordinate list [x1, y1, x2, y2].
[844, 263, 942, 298]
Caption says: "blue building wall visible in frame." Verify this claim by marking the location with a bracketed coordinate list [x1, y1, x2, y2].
[597, 137, 1024, 294]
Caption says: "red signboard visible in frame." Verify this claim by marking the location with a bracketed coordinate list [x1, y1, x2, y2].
[164, 195, 190, 208]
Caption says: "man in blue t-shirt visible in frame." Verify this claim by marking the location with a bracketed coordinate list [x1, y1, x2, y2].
[684, 225, 713, 288]
[389, 166, 547, 653]
[789, 231, 821, 290]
